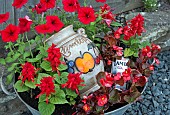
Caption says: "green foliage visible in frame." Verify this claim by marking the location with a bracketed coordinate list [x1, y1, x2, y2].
[40, 60, 52, 71]
[50, 90, 68, 104]
[38, 102, 55, 115]
[143, 0, 158, 12]
[58, 64, 68, 71]
[37, 73, 50, 84]
[54, 72, 68, 84]
[14, 80, 29, 92]
[25, 79, 36, 89]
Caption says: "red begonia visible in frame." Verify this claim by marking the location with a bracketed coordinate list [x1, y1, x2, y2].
[97, 94, 108, 106]
[122, 68, 131, 82]
[100, 72, 114, 87]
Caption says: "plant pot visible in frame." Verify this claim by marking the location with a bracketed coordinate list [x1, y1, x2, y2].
[45, 25, 104, 96]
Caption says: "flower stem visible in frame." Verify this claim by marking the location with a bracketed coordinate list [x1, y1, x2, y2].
[25, 33, 33, 58]
[8, 42, 14, 54]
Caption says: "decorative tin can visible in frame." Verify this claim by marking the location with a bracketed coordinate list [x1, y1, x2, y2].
[45, 25, 104, 96]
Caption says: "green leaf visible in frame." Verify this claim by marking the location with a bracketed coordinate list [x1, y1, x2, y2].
[121, 39, 130, 45]
[111, 22, 122, 27]
[133, 52, 139, 57]
[54, 72, 68, 84]
[18, 44, 25, 53]
[66, 89, 77, 98]
[58, 64, 68, 71]
[23, 52, 31, 59]
[50, 90, 68, 104]
[37, 73, 50, 84]
[130, 38, 140, 45]
[0, 58, 6, 65]
[124, 48, 134, 57]
[14, 80, 29, 92]
[35, 35, 41, 42]
[27, 58, 38, 62]
[38, 102, 55, 115]
[6, 73, 14, 85]
[39, 94, 46, 102]
[7, 63, 19, 72]
[40, 61, 52, 71]
[36, 54, 43, 60]
[139, 40, 151, 49]
[13, 53, 21, 61]
[38, 46, 48, 57]
[5, 57, 13, 63]
[25, 80, 36, 89]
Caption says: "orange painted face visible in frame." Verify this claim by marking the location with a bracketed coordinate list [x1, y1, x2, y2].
[75, 52, 95, 73]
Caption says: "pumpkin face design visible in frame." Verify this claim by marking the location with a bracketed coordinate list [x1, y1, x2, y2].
[75, 52, 95, 73]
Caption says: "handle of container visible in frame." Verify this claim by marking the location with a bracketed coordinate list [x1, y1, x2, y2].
[0, 66, 16, 96]
[77, 28, 87, 37]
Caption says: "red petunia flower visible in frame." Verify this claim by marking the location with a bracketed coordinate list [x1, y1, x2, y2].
[97, 94, 108, 106]
[18, 62, 37, 83]
[40, 0, 56, 9]
[0, 12, 10, 24]
[46, 44, 62, 71]
[36, 77, 55, 103]
[12, 0, 28, 9]
[61, 73, 85, 94]
[100, 72, 114, 87]
[83, 104, 91, 112]
[122, 68, 131, 82]
[62, 0, 80, 12]
[78, 7, 96, 25]
[96, 0, 106, 3]
[32, 3, 47, 14]
[18, 16, 32, 34]
[102, 12, 115, 21]
[1, 24, 20, 42]
[35, 24, 54, 34]
[142, 46, 152, 57]
[46, 15, 64, 32]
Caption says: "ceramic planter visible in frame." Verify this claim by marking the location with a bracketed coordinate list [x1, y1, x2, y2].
[45, 25, 104, 96]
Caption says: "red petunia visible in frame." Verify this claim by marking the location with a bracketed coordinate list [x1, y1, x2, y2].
[12, 0, 28, 9]
[36, 77, 55, 103]
[46, 44, 62, 71]
[18, 16, 32, 34]
[35, 24, 54, 34]
[32, 3, 47, 14]
[61, 73, 85, 94]
[100, 72, 114, 87]
[1, 24, 20, 42]
[62, 0, 80, 12]
[96, 0, 106, 3]
[97, 94, 108, 106]
[0, 12, 10, 24]
[78, 7, 96, 25]
[122, 68, 131, 82]
[18, 62, 37, 83]
[40, 0, 56, 9]
[46, 15, 64, 32]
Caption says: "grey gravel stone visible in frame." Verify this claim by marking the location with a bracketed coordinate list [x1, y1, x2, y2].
[152, 99, 159, 107]
[154, 110, 161, 115]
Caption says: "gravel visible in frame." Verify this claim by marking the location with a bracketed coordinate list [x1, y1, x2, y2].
[124, 50, 170, 115]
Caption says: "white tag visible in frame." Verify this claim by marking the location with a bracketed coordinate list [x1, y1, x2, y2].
[112, 57, 129, 74]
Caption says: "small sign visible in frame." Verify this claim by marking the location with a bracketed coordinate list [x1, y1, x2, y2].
[112, 57, 129, 74]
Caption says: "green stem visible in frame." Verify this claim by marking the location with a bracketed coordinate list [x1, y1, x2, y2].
[8, 42, 14, 54]
[25, 33, 33, 58]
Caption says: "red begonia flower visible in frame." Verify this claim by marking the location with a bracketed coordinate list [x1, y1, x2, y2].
[46, 44, 62, 71]
[122, 68, 131, 82]
[62, 0, 80, 12]
[0, 12, 10, 24]
[154, 58, 160, 65]
[100, 72, 114, 87]
[102, 12, 116, 21]
[36, 77, 55, 103]
[133, 76, 147, 87]
[97, 94, 108, 106]
[40, 0, 56, 9]
[1, 24, 20, 42]
[142, 46, 152, 57]
[114, 27, 123, 39]
[149, 65, 154, 71]
[12, 0, 28, 9]
[18, 16, 32, 34]
[96, 0, 106, 3]
[100, 4, 111, 13]
[18, 62, 36, 83]
[32, 3, 47, 14]
[113, 73, 121, 81]
[83, 104, 91, 112]
[113, 45, 123, 56]
[78, 7, 96, 25]
[46, 15, 64, 32]
[35, 24, 54, 34]
[61, 73, 85, 94]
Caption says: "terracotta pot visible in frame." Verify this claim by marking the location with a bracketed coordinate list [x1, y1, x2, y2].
[45, 25, 104, 96]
